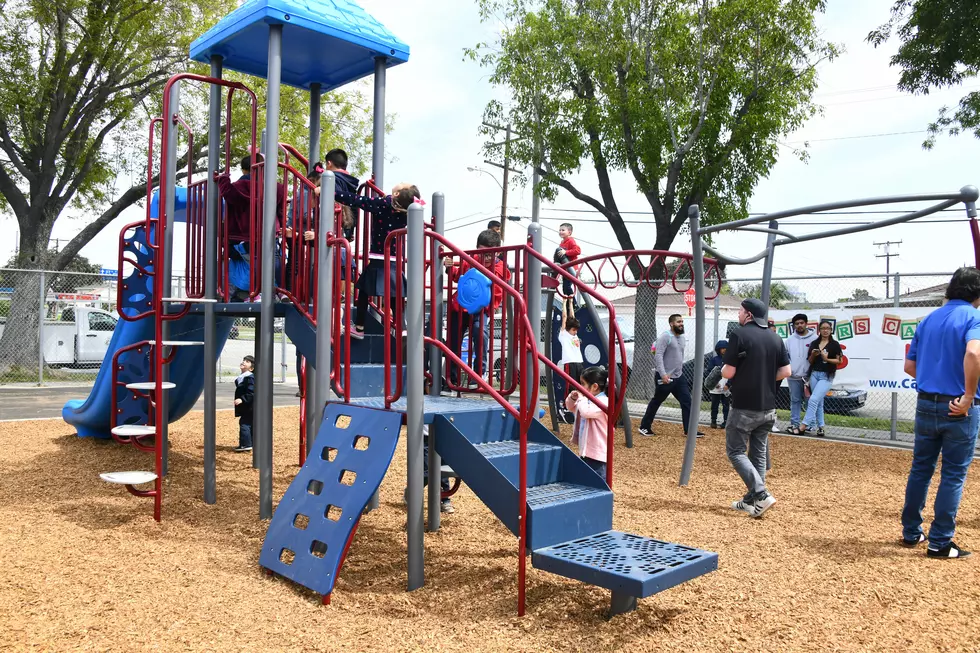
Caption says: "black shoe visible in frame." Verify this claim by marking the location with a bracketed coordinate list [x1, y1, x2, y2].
[638, 427, 653, 437]
[816, 428, 825, 437]
[234, 445, 253, 453]
[927, 542, 971, 559]
[696, 431, 705, 439]
[710, 422, 717, 429]
[901, 533, 926, 547]
[718, 421, 726, 429]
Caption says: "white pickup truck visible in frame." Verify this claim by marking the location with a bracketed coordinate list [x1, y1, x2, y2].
[0, 306, 117, 367]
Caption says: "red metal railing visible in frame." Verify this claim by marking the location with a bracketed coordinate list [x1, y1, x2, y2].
[566, 250, 722, 298]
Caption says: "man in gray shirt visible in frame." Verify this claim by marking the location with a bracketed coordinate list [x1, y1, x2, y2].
[638, 314, 704, 438]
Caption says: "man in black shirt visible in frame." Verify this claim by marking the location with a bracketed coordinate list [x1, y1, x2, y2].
[722, 298, 791, 518]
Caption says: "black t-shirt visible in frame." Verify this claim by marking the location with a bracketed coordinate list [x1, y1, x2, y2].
[723, 323, 790, 411]
[807, 338, 842, 376]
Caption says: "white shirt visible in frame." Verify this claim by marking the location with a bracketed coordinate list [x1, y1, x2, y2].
[557, 329, 583, 365]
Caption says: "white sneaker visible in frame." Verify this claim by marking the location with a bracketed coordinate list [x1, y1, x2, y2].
[731, 499, 760, 517]
[754, 494, 776, 517]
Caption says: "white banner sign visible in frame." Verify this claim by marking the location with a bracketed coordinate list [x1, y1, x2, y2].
[770, 308, 931, 392]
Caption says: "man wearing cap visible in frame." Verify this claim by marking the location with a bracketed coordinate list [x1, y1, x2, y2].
[721, 298, 791, 517]
[901, 266, 980, 558]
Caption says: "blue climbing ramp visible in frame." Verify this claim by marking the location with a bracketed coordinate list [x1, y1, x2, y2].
[259, 402, 402, 598]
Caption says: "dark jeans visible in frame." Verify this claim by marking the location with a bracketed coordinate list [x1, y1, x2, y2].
[726, 408, 775, 502]
[423, 436, 451, 495]
[710, 393, 730, 424]
[238, 419, 253, 449]
[640, 376, 693, 433]
[447, 309, 489, 385]
[582, 456, 607, 482]
[902, 397, 979, 549]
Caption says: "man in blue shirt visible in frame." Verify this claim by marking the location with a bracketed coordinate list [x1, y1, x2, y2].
[902, 267, 980, 559]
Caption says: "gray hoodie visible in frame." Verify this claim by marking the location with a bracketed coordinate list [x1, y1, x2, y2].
[786, 329, 817, 379]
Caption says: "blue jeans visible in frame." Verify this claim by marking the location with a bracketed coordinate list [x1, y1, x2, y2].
[640, 376, 693, 433]
[803, 371, 833, 428]
[582, 456, 608, 482]
[239, 420, 253, 449]
[787, 378, 807, 427]
[448, 309, 490, 385]
[901, 398, 979, 549]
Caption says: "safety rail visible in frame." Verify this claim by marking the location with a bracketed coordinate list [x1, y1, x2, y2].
[384, 226, 540, 616]
[563, 249, 723, 299]
[531, 249, 629, 489]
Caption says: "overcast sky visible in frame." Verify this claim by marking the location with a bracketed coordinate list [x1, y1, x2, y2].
[4, 0, 978, 302]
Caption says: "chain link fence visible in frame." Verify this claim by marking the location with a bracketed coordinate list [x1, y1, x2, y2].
[581, 271, 956, 446]
[0, 267, 299, 387]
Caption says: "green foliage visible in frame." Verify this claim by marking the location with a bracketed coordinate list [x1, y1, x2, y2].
[467, 0, 837, 251]
[868, 0, 980, 149]
[734, 281, 797, 309]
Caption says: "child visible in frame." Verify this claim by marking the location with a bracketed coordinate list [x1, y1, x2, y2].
[444, 229, 511, 387]
[707, 340, 730, 429]
[423, 424, 454, 513]
[565, 366, 609, 481]
[335, 182, 421, 339]
[554, 222, 582, 301]
[556, 300, 583, 423]
[234, 356, 255, 452]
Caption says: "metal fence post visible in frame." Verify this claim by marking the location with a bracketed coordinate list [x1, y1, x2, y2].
[891, 273, 900, 441]
[712, 294, 720, 345]
[38, 270, 45, 386]
[279, 327, 286, 383]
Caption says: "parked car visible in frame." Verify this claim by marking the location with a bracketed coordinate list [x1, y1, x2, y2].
[0, 306, 116, 367]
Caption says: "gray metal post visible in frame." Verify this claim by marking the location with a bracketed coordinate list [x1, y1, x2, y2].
[760, 220, 778, 308]
[428, 192, 445, 532]
[891, 273, 900, 441]
[203, 55, 222, 504]
[680, 205, 705, 486]
[160, 80, 180, 477]
[712, 295, 720, 345]
[38, 271, 45, 385]
[309, 83, 321, 166]
[372, 57, 386, 188]
[314, 172, 336, 437]
[257, 24, 283, 520]
[527, 168, 543, 424]
[366, 55, 387, 514]
[406, 202, 425, 591]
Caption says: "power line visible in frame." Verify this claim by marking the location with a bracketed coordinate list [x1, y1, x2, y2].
[785, 129, 929, 144]
[532, 206, 962, 217]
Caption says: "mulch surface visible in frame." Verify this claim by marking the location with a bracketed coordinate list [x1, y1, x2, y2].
[1, 410, 979, 652]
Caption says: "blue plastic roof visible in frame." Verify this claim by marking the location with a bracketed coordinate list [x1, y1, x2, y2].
[189, 0, 409, 92]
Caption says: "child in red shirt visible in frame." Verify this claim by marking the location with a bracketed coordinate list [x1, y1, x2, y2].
[555, 221, 581, 304]
[444, 229, 511, 388]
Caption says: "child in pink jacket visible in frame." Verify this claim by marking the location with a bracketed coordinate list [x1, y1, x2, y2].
[564, 366, 609, 482]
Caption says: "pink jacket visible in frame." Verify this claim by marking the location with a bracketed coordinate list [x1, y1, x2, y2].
[565, 392, 608, 463]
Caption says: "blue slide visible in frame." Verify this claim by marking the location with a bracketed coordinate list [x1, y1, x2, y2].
[62, 222, 235, 439]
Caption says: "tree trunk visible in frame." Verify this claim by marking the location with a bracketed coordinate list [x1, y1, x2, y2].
[629, 282, 660, 402]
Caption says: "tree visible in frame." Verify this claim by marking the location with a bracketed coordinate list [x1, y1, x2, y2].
[868, 0, 980, 149]
[4, 253, 100, 294]
[0, 0, 382, 376]
[468, 0, 835, 395]
[851, 288, 872, 301]
[734, 281, 797, 309]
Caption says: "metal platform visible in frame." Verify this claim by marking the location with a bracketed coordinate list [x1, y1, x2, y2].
[183, 302, 293, 317]
[349, 395, 521, 423]
[531, 531, 718, 601]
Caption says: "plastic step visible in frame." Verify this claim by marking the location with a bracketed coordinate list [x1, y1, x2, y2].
[126, 382, 176, 391]
[531, 531, 718, 599]
[100, 471, 158, 485]
[526, 482, 613, 550]
[111, 425, 156, 437]
[161, 297, 217, 303]
[148, 340, 205, 346]
[473, 440, 562, 487]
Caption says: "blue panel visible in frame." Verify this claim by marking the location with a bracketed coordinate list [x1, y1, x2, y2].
[526, 483, 613, 550]
[190, 0, 410, 92]
[259, 403, 402, 596]
[550, 302, 608, 421]
[149, 187, 187, 223]
[473, 440, 561, 488]
[532, 531, 718, 598]
[526, 419, 610, 491]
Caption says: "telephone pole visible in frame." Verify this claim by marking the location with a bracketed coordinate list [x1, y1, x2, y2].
[875, 240, 901, 298]
[481, 122, 523, 240]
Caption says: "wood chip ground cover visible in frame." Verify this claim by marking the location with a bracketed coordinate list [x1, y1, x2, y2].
[1, 410, 978, 652]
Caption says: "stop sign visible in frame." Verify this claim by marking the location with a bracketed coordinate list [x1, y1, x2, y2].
[684, 288, 696, 308]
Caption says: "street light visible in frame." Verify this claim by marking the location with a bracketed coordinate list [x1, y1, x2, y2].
[466, 165, 503, 190]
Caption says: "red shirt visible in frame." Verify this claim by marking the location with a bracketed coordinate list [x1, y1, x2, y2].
[559, 236, 581, 261]
[447, 256, 512, 313]
[217, 173, 286, 242]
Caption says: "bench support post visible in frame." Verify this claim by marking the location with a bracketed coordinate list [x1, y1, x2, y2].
[607, 592, 637, 619]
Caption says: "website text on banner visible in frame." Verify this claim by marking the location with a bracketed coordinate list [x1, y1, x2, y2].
[769, 308, 928, 392]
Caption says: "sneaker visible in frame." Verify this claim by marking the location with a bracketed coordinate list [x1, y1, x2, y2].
[345, 326, 365, 340]
[234, 445, 253, 453]
[696, 431, 706, 438]
[927, 542, 971, 559]
[718, 421, 726, 429]
[710, 422, 717, 430]
[638, 427, 653, 437]
[440, 500, 455, 514]
[816, 428, 825, 437]
[753, 493, 777, 517]
[731, 499, 760, 517]
[901, 533, 926, 547]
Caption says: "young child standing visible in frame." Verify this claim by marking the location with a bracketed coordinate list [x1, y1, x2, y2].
[555, 222, 582, 300]
[234, 356, 255, 453]
[707, 339, 730, 429]
[564, 366, 609, 482]
[335, 182, 420, 339]
[556, 300, 583, 423]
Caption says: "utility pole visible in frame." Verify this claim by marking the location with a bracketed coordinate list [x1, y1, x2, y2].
[875, 240, 901, 298]
[482, 122, 523, 240]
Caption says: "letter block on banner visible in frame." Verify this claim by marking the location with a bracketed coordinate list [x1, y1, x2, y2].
[820, 315, 837, 331]
[882, 314, 901, 336]
[900, 321, 918, 340]
[853, 315, 871, 336]
[836, 321, 854, 341]
[775, 322, 789, 338]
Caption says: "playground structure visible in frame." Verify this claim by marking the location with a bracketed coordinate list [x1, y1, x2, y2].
[683, 187, 980, 486]
[57, 0, 718, 618]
